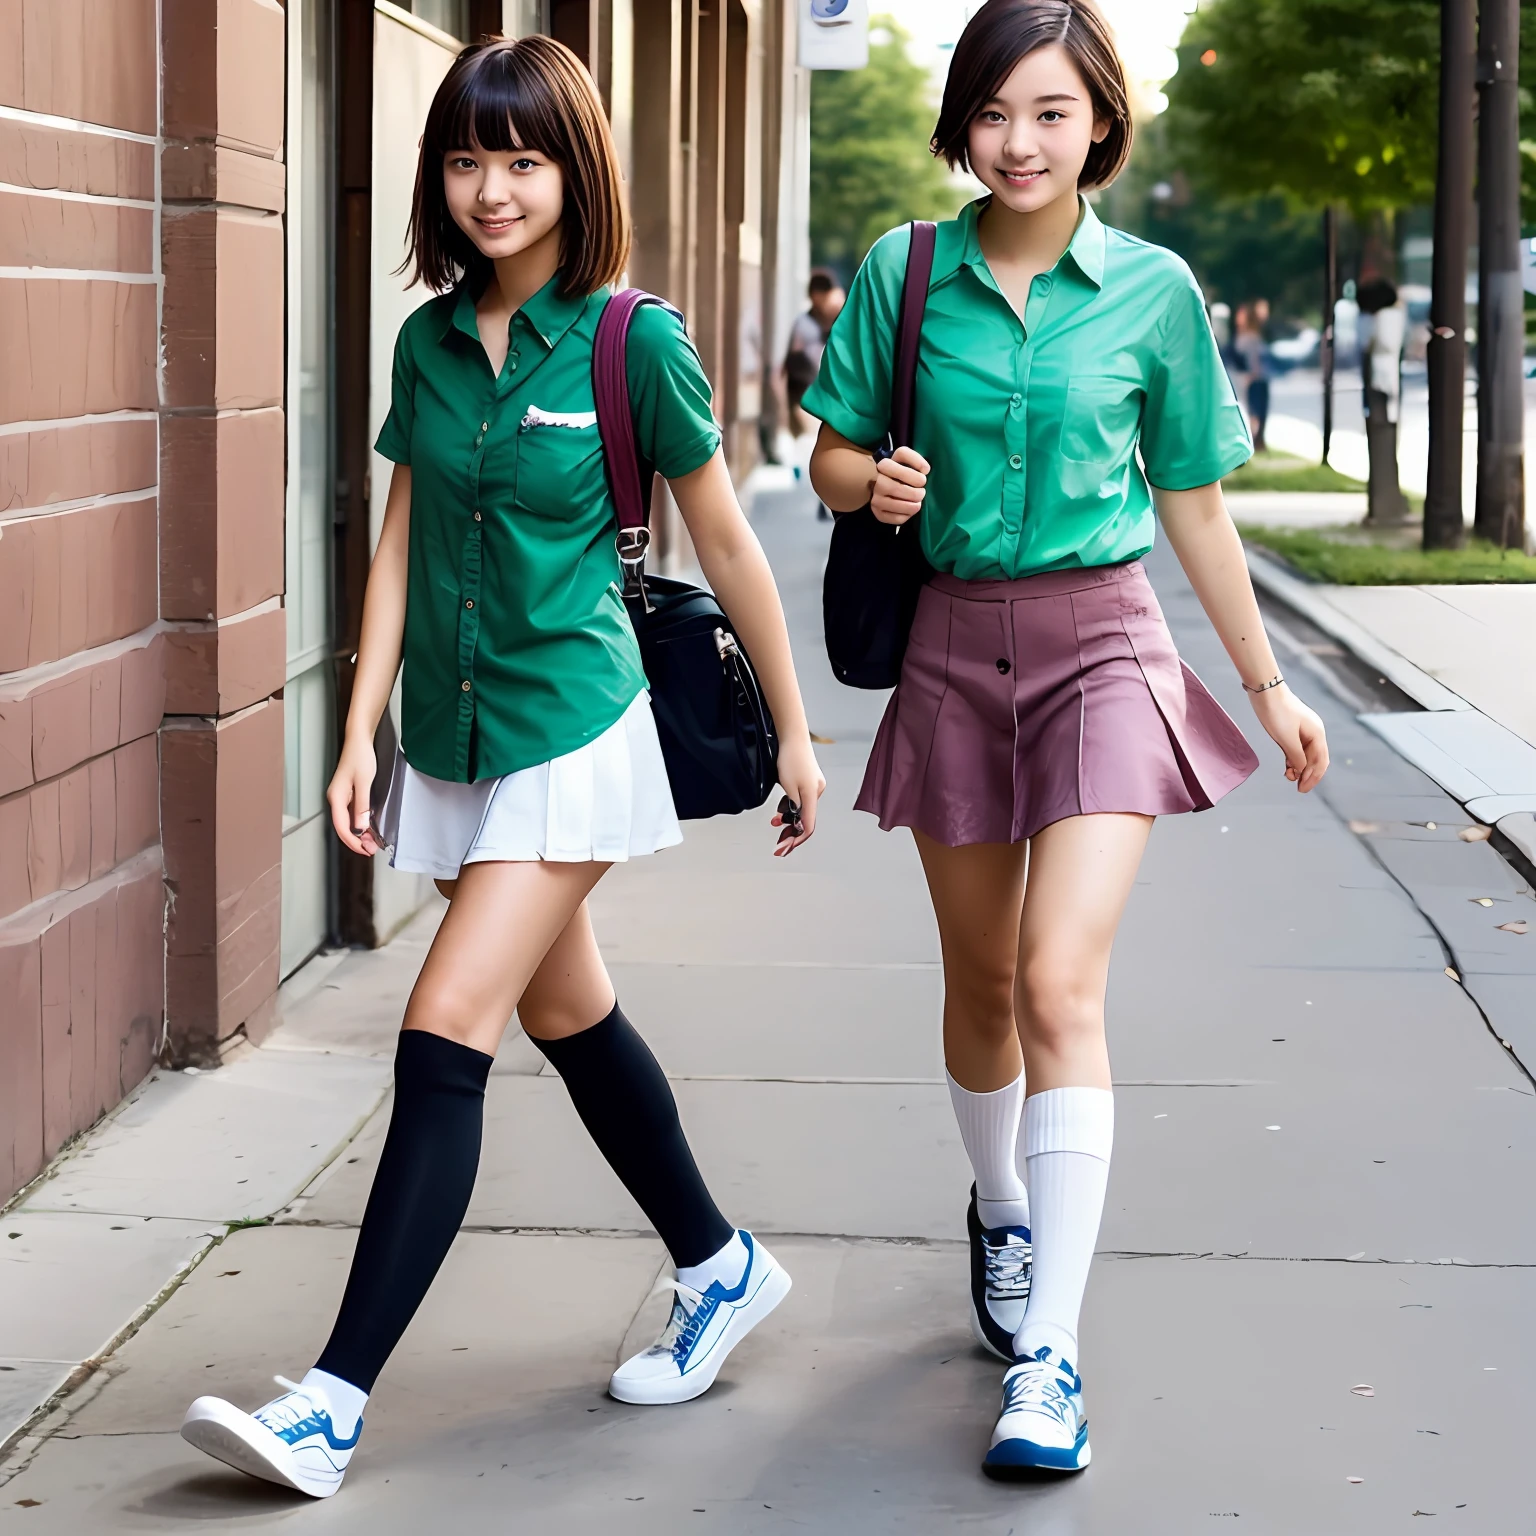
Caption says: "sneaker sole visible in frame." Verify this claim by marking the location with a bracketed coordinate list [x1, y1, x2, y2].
[181, 1398, 344, 1499]
[968, 1301, 1020, 1364]
[609, 1260, 793, 1406]
[982, 1434, 1091, 1478]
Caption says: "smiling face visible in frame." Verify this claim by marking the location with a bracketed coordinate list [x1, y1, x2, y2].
[442, 136, 565, 266]
[965, 43, 1108, 215]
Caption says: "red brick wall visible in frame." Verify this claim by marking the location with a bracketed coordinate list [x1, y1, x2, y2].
[0, 0, 167, 1197]
[0, 0, 290, 1198]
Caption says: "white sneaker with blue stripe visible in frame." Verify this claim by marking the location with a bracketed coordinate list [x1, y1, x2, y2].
[181, 1375, 361, 1498]
[609, 1230, 791, 1405]
[982, 1346, 1091, 1476]
[967, 1186, 1031, 1362]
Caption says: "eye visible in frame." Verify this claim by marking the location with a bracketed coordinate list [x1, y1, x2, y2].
[978, 110, 1006, 125]
[512, 156, 539, 172]
[1039, 110, 1065, 124]
[448, 155, 478, 171]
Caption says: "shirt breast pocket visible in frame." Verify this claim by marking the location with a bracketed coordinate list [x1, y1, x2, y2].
[1055, 375, 1142, 500]
[512, 413, 607, 520]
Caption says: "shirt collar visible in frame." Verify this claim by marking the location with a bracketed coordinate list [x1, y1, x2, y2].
[953, 194, 1106, 291]
[440, 270, 593, 351]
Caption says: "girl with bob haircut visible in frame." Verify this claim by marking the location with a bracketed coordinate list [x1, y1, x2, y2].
[181, 34, 823, 1498]
[807, 0, 1328, 1477]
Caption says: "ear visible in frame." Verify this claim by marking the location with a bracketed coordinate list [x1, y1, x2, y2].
[1091, 114, 1111, 147]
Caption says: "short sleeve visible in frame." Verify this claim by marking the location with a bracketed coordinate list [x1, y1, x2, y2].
[1140, 268, 1252, 490]
[800, 226, 908, 447]
[374, 322, 417, 464]
[626, 304, 723, 479]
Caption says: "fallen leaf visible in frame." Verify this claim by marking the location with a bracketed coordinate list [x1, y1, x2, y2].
[1348, 1251, 1367, 1260]
[1424, 821, 1437, 830]
[1496, 921, 1528, 935]
[218, 1270, 240, 1278]
[1459, 825, 1492, 842]
[1444, 966, 1461, 982]
[1348, 819, 1382, 834]
[1470, 897, 1495, 907]
[14, 1499, 42, 1507]
[1351, 1384, 1375, 1396]
[809, 733, 835, 744]
[1347, 1476, 1364, 1484]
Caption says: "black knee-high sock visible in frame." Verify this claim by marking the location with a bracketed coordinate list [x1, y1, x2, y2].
[314, 1030, 493, 1393]
[532, 1002, 734, 1269]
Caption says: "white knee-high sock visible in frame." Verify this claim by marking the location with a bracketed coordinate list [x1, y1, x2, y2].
[946, 1071, 1030, 1230]
[1013, 1087, 1114, 1368]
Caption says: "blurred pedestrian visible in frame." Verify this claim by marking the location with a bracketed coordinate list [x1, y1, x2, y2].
[1232, 298, 1272, 452]
[1356, 276, 1411, 525]
[808, 0, 1328, 1481]
[179, 34, 824, 1500]
[785, 269, 845, 518]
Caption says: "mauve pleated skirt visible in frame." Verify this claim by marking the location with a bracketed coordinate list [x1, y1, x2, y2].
[855, 561, 1260, 847]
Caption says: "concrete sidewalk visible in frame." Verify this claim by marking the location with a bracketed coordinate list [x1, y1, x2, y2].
[3, 484, 1534, 1531]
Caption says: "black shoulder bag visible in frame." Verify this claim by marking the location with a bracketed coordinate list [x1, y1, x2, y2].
[592, 289, 779, 821]
[822, 219, 937, 690]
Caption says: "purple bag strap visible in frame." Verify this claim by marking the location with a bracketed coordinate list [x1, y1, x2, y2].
[594, 287, 677, 547]
[889, 220, 936, 451]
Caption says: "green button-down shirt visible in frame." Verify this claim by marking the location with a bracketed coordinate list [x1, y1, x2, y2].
[377, 277, 721, 782]
[803, 197, 1251, 581]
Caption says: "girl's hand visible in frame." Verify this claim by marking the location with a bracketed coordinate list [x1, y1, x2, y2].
[870, 445, 929, 526]
[770, 736, 826, 857]
[1249, 684, 1328, 792]
[327, 736, 383, 856]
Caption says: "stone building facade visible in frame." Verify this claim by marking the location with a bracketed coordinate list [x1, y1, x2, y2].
[0, 0, 811, 1202]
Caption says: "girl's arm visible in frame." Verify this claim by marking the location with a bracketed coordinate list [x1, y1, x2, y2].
[667, 450, 825, 854]
[1154, 481, 1329, 793]
[810, 423, 929, 521]
[327, 463, 412, 855]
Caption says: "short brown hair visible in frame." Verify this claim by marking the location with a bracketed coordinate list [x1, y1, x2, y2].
[931, 0, 1133, 189]
[403, 34, 629, 297]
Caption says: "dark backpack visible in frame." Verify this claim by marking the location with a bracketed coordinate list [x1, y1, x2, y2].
[591, 291, 778, 820]
[822, 220, 936, 689]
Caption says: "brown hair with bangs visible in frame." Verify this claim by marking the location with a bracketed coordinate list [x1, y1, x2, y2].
[403, 34, 629, 297]
[931, 0, 1132, 189]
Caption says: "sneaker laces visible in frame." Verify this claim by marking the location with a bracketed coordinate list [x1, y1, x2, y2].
[982, 1233, 1031, 1300]
[253, 1377, 324, 1434]
[1002, 1360, 1076, 1428]
[644, 1275, 710, 1360]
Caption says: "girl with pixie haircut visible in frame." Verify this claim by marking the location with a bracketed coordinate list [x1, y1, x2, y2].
[808, 0, 1327, 1477]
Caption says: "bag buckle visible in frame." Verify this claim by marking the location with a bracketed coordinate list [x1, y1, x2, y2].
[615, 527, 655, 613]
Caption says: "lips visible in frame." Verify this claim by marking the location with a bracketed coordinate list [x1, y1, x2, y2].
[475, 215, 523, 232]
[999, 169, 1045, 186]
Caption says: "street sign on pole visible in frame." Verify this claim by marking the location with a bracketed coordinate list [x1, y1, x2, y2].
[1474, 0, 1526, 548]
[798, 0, 869, 71]
[1425, 0, 1475, 550]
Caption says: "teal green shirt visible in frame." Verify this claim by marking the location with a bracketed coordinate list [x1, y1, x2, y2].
[377, 276, 721, 782]
[803, 198, 1251, 581]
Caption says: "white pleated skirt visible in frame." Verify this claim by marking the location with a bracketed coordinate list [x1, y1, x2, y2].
[377, 691, 682, 878]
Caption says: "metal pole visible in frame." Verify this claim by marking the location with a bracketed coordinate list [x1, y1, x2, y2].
[1474, 0, 1525, 547]
[1425, 0, 1474, 550]
[1321, 205, 1336, 466]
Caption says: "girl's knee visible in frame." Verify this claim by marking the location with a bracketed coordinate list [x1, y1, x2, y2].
[1015, 961, 1102, 1053]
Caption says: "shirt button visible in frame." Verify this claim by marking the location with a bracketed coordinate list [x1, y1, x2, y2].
[473, 510, 482, 521]
[996, 658, 1011, 675]
[1009, 454, 1023, 470]
[461, 680, 471, 692]
[480, 422, 490, 433]
[1010, 393, 1022, 408]
[465, 599, 474, 610]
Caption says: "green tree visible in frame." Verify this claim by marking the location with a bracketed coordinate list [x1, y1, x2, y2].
[809, 18, 966, 277]
[1161, 0, 1442, 223]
